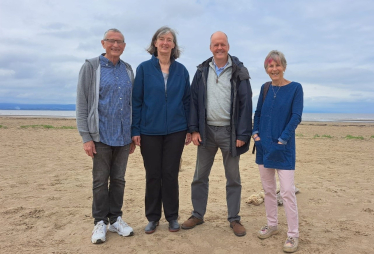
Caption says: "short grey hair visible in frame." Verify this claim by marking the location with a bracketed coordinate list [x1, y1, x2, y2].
[103, 28, 125, 42]
[264, 50, 287, 69]
[210, 31, 229, 45]
[147, 26, 181, 59]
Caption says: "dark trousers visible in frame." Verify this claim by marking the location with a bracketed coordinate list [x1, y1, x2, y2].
[140, 130, 186, 222]
[92, 142, 130, 225]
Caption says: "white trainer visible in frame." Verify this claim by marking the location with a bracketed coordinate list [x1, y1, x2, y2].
[91, 220, 107, 244]
[108, 216, 134, 237]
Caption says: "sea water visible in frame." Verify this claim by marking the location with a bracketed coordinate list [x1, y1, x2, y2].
[1, 110, 374, 123]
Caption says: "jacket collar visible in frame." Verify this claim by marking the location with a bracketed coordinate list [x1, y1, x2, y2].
[197, 54, 250, 80]
[151, 54, 175, 67]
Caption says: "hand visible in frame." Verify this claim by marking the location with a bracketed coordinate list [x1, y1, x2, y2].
[278, 141, 283, 144]
[236, 140, 245, 147]
[129, 142, 136, 154]
[185, 133, 192, 145]
[132, 136, 141, 146]
[192, 132, 202, 146]
[253, 134, 260, 141]
[83, 140, 96, 158]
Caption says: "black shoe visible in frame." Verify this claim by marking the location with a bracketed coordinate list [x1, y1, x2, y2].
[145, 221, 159, 234]
[169, 220, 180, 232]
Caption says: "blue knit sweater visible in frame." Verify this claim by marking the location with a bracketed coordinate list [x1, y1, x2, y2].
[253, 81, 303, 170]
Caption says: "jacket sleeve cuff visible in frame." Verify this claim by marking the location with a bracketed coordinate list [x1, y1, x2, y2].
[237, 135, 249, 143]
[81, 133, 93, 143]
[278, 138, 287, 144]
[131, 131, 140, 137]
[189, 127, 199, 133]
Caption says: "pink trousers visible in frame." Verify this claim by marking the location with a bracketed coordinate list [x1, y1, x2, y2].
[258, 164, 299, 238]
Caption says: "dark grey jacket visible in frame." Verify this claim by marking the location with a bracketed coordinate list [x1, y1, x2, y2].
[189, 55, 252, 157]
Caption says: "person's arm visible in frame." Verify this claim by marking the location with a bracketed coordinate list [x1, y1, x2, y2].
[182, 68, 192, 146]
[131, 64, 144, 146]
[76, 61, 97, 157]
[76, 61, 94, 143]
[278, 84, 304, 144]
[236, 72, 252, 146]
[252, 84, 265, 140]
[183, 67, 191, 130]
[188, 70, 200, 134]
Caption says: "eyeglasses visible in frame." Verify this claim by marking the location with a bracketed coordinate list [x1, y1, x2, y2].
[103, 39, 125, 45]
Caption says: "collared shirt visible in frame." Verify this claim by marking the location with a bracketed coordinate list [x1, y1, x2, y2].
[98, 55, 132, 146]
[212, 58, 229, 76]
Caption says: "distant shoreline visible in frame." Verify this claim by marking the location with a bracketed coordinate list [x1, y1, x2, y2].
[1, 115, 374, 125]
[1, 110, 374, 123]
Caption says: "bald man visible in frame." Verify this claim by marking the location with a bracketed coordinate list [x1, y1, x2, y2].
[182, 32, 252, 236]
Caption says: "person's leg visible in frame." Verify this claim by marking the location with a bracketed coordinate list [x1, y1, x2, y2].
[191, 126, 218, 219]
[108, 144, 130, 224]
[92, 142, 112, 225]
[140, 135, 163, 222]
[216, 126, 241, 222]
[277, 169, 299, 238]
[161, 131, 186, 221]
[258, 165, 278, 227]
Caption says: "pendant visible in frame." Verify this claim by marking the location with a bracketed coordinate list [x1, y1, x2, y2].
[274, 95, 276, 98]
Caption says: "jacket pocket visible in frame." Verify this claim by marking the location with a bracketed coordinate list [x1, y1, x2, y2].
[267, 143, 286, 163]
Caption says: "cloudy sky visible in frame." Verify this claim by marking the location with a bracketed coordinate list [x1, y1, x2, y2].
[0, 0, 373, 113]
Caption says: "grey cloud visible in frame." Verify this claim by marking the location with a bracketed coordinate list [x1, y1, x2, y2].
[0, 0, 373, 112]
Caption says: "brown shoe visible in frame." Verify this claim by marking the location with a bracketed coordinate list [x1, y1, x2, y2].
[230, 220, 246, 237]
[181, 216, 204, 229]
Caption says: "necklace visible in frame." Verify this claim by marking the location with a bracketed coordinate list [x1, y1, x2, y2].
[271, 84, 281, 98]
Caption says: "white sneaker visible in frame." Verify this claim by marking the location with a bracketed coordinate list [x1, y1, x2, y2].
[91, 220, 107, 244]
[108, 216, 134, 237]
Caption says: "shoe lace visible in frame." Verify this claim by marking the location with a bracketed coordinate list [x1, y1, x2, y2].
[232, 220, 243, 226]
[285, 237, 295, 246]
[117, 218, 129, 229]
[93, 222, 105, 233]
[261, 225, 269, 232]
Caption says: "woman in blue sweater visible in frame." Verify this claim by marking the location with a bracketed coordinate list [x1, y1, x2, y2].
[132, 26, 191, 234]
[252, 50, 303, 253]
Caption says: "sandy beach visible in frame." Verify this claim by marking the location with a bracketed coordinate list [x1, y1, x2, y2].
[0, 117, 373, 254]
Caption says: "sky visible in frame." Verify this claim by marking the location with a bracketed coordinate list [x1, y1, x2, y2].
[0, 0, 373, 113]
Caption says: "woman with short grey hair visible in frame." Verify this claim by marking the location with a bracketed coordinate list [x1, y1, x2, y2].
[132, 26, 191, 234]
[253, 50, 303, 253]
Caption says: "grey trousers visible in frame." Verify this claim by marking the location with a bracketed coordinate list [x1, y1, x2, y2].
[92, 142, 130, 225]
[191, 125, 241, 222]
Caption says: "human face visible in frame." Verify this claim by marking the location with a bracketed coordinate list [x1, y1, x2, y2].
[266, 59, 286, 83]
[101, 31, 126, 61]
[154, 32, 175, 56]
[210, 32, 229, 63]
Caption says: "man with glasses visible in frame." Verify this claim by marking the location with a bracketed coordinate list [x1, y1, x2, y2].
[76, 28, 135, 244]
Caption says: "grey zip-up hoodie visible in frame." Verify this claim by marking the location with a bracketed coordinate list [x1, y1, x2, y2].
[76, 55, 134, 143]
